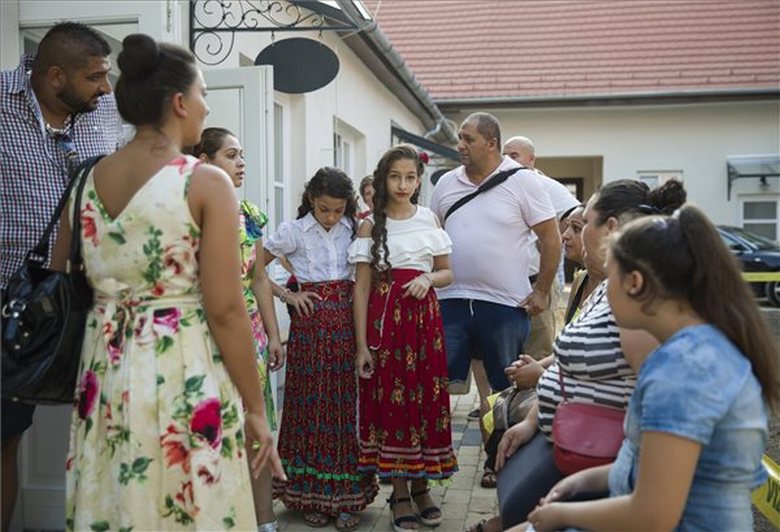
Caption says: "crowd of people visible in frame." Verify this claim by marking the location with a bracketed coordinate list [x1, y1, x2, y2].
[2, 24, 778, 532]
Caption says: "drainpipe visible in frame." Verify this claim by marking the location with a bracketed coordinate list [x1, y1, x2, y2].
[335, 0, 458, 145]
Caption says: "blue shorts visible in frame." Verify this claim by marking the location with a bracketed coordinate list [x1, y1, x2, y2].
[439, 298, 529, 391]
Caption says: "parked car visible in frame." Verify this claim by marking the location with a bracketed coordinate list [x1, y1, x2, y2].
[717, 225, 780, 307]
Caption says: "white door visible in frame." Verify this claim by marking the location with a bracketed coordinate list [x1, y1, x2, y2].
[202, 65, 287, 421]
[202, 66, 275, 220]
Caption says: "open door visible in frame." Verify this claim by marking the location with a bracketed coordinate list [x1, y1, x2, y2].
[202, 66, 275, 218]
[201, 65, 283, 411]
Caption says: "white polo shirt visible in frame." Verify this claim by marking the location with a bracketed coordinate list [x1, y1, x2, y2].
[429, 157, 556, 306]
[528, 170, 580, 276]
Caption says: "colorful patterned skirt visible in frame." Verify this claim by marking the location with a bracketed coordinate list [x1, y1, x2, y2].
[273, 280, 378, 515]
[358, 269, 458, 482]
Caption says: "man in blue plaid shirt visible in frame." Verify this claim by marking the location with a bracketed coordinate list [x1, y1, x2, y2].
[0, 22, 122, 529]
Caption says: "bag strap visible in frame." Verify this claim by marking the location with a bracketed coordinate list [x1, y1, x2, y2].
[68, 155, 104, 269]
[564, 273, 590, 325]
[26, 155, 104, 266]
[557, 364, 569, 403]
[443, 167, 523, 222]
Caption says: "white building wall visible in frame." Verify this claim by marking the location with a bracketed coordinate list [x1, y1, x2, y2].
[211, 26, 426, 203]
[450, 100, 780, 225]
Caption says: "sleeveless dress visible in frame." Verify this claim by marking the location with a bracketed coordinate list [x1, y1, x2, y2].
[65, 156, 256, 530]
[239, 199, 276, 429]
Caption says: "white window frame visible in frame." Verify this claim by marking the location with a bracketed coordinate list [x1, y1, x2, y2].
[738, 194, 780, 242]
[333, 116, 365, 179]
[271, 98, 292, 283]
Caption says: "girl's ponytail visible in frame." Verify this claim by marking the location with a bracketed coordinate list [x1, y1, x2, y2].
[611, 205, 780, 412]
[676, 206, 779, 411]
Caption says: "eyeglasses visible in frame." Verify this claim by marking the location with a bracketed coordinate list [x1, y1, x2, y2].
[54, 132, 77, 161]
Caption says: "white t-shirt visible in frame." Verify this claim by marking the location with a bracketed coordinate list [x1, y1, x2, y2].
[429, 157, 556, 306]
[528, 170, 579, 276]
[264, 212, 354, 283]
[347, 206, 451, 272]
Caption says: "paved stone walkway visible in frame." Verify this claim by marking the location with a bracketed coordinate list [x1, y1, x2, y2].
[273, 386, 497, 531]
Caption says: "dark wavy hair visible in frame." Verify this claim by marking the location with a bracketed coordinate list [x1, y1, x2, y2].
[296, 167, 357, 236]
[591, 179, 687, 226]
[187, 127, 234, 159]
[115, 33, 198, 127]
[610, 205, 780, 412]
[369, 144, 423, 278]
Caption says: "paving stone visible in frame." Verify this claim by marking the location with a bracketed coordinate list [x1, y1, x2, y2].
[469, 495, 499, 514]
[441, 500, 469, 519]
[276, 384, 498, 532]
[442, 489, 472, 504]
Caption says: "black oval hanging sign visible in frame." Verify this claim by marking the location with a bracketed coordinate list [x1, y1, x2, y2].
[255, 38, 340, 94]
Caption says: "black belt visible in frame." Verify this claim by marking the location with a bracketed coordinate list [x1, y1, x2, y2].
[529, 274, 538, 284]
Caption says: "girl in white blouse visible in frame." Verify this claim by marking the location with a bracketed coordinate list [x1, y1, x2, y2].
[263, 168, 377, 532]
[350, 145, 458, 532]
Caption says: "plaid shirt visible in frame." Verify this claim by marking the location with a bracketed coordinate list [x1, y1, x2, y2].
[1, 55, 123, 289]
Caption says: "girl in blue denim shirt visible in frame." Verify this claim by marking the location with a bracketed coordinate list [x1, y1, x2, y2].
[523, 205, 779, 532]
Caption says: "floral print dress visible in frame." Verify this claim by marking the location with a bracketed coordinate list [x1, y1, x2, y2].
[238, 199, 275, 428]
[65, 156, 256, 531]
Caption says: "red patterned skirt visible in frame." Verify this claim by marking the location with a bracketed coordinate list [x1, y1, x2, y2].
[273, 280, 378, 515]
[358, 269, 458, 481]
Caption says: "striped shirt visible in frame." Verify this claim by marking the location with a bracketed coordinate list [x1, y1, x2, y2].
[1, 55, 122, 289]
[536, 280, 636, 439]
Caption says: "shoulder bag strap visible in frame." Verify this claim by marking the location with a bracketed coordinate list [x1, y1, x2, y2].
[443, 167, 523, 222]
[557, 363, 569, 403]
[26, 155, 104, 266]
[564, 273, 590, 325]
[67, 155, 104, 269]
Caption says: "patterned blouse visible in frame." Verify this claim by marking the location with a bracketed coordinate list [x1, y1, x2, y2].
[239, 199, 269, 309]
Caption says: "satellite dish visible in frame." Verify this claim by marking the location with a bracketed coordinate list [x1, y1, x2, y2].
[255, 38, 339, 94]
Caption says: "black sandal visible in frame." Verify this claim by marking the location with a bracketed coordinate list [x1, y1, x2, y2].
[411, 487, 443, 527]
[388, 494, 419, 532]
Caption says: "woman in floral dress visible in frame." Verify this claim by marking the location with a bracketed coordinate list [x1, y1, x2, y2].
[53, 34, 283, 530]
[191, 127, 284, 531]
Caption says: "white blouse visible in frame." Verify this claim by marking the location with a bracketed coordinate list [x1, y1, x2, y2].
[264, 213, 355, 283]
[348, 206, 452, 273]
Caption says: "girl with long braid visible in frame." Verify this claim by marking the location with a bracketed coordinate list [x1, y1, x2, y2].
[351, 145, 458, 532]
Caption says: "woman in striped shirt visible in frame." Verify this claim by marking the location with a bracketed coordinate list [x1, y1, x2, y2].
[491, 179, 687, 530]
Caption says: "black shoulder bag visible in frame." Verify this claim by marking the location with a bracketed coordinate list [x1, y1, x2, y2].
[2, 155, 103, 404]
[443, 167, 523, 222]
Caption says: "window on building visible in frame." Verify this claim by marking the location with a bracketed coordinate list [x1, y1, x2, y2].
[740, 197, 779, 242]
[333, 117, 365, 179]
[637, 170, 684, 188]
[274, 103, 286, 229]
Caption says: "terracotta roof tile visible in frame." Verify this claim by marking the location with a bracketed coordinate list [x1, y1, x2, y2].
[363, 0, 780, 100]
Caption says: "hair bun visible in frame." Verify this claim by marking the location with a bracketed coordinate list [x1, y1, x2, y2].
[649, 179, 687, 215]
[117, 33, 159, 82]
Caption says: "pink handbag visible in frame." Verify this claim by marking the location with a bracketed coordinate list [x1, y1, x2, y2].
[552, 367, 625, 475]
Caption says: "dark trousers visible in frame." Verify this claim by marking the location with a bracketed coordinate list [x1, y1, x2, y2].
[496, 432, 563, 528]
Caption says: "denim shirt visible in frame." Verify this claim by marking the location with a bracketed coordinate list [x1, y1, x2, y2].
[609, 324, 768, 531]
